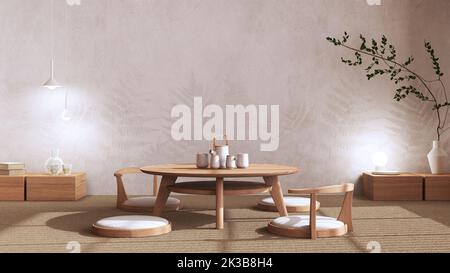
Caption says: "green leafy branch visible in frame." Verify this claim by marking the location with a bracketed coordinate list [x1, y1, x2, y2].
[326, 33, 449, 140]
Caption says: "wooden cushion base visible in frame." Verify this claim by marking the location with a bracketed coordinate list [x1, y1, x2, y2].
[257, 196, 320, 213]
[92, 215, 171, 238]
[118, 196, 181, 212]
[267, 215, 347, 238]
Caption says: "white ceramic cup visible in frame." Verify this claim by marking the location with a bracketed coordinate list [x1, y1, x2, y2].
[63, 164, 73, 175]
[236, 153, 249, 168]
[226, 155, 237, 169]
[210, 154, 220, 169]
[196, 153, 209, 169]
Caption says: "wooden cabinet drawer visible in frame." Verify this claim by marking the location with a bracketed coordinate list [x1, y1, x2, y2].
[424, 175, 450, 200]
[362, 172, 423, 201]
[0, 176, 25, 201]
[26, 173, 87, 201]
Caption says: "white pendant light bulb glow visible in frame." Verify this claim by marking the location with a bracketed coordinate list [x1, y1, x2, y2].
[371, 151, 401, 175]
[372, 152, 388, 171]
[43, 0, 61, 90]
[61, 91, 71, 122]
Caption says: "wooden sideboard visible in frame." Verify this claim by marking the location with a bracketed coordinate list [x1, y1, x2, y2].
[0, 173, 86, 201]
[362, 172, 450, 201]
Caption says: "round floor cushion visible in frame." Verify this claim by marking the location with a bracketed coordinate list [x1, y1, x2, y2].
[267, 215, 347, 238]
[120, 196, 181, 212]
[257, 196, 320, 213]
[92, 215, 171, 238]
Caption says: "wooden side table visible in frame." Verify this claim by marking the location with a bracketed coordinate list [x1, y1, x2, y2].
[361, 172, 423, 201]
[0, 175, 26, 201]
[26, 173, 87, 201]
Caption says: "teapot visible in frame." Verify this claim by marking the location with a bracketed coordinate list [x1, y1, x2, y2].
[209, 150, 220, 169]
[212, 135, 229, 169]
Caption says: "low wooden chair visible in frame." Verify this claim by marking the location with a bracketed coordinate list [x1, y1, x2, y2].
[267, 183, 353, 239]
[115, 167, 181, 212]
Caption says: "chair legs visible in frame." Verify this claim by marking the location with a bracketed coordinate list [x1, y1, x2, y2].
[268, 183, 354, 239]
[337, 192, 353, 232]
[309, 193, 317, 239]
[116, 176, 128, 208]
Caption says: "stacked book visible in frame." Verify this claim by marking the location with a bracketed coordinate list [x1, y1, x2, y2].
[0, 162, 26, 176]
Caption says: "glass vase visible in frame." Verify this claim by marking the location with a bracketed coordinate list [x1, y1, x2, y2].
[45, 149, 64, 175]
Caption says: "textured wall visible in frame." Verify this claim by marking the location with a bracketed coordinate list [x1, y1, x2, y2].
[0, 0, 449, 194]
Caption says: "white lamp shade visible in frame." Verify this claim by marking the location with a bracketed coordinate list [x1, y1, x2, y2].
[43, 58, 61, 90]
[43, 77, 61, 90]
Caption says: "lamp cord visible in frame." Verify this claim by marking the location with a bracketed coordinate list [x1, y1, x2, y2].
[50, 0, 55, 76]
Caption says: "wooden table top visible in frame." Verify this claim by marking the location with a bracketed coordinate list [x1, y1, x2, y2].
[140, 163, 298, 178]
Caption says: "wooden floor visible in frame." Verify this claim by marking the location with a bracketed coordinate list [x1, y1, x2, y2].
[0, 195, 449, 253]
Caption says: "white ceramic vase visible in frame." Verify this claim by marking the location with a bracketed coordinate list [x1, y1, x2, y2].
[427, 140, 448, 174]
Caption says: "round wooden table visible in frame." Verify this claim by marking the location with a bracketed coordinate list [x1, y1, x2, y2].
[140, 163, 298, 229]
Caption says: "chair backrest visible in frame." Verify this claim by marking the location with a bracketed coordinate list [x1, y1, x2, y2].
[288, 183, 354, 195]
[114, 167, 159, 207]
[114, 167, 141, 178]
[288, 183, 354, 239]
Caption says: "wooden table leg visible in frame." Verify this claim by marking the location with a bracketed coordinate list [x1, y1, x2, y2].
[153, 175, 159, 196]
[216, 177, 224, 229]
[263, 176, 288, 216]
[153, 175, 177, 216]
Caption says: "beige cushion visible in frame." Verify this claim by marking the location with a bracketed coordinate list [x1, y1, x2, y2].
[95, 215, 169, 230]
[259, 196, 320, 208]
[260, 196, 307, 206]
[123, 196, 180, 207]
[271, 215, 344, 230]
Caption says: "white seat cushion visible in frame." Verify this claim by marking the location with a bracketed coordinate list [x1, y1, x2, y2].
[271, 215, 344, 230]
[95, 215, 169, 230]
[123, 196, 180, 207]
[260, 196, 311, 207]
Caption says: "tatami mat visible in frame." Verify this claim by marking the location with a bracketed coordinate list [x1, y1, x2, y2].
[0, 195, 449, 253]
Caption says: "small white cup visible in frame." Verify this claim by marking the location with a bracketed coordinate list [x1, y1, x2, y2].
[210, 154, 220, 169]
[63, 164, 73, 175]
[226, 155, 237, 169]
[236, 153, 249, 168]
